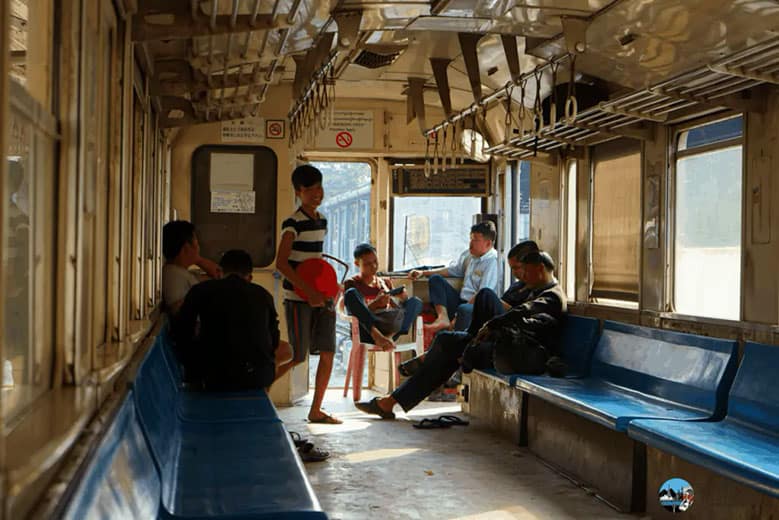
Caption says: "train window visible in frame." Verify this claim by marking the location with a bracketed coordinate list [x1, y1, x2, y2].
[564, 161, 577, 301]
[4, 88, 57, 421]
[191, 146, 278, 267]
[513, 161, 531, 244]
[9, 0, 54, 108]
[674, 116, 743, 320]
[590, 139, 641, 305]
[392, 197, 482, 271]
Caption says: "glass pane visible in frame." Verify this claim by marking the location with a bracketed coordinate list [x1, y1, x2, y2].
[591, 145, 641, 303]
[678, 116, 743, 151]
[392, 196, 482, 271]
[516, 161, 530, 241]
[309, 162, 372, 388]
[674, 146, 742, 320]
[565, 162, 577, 301]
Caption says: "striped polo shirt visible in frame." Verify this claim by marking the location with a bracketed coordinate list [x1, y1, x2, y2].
[281, 207, 328, 301]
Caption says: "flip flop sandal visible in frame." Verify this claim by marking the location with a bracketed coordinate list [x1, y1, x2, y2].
[298, 442, 330, 462]
[413, 418, 452, 429]
[308, 412, 343, 424]
[289, 431, 308, 448]
[437, 415, 469, 426]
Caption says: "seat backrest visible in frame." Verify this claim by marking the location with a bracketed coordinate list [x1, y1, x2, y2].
[134, 341, 180, 482]
[63, 393, 161, 520]
[591, 321, 738, 415]
[559, 315, 601, 376]
[727, 342, 779, 433]
[158, 324, 184, 387]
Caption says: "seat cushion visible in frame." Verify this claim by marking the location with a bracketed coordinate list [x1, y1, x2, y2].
[165, 420, 327, 519]
[177, 390, 281, 423]
[515, 376, 713, 430]
[628, 418, 779, 498]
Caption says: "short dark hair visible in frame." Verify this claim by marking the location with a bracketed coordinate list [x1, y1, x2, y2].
[291, 164, 323, 190]
[162, 220, 196, 261]
[471, 220, 496, 242]
[353, 242, 377, 260]
[508, 240, 539, 261]
[520, 251, 555, 271]
[219, 249, 253, 276]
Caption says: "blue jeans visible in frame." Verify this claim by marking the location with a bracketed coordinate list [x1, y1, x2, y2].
[344, 288, 423, 342]
[427, 274, 472, 331]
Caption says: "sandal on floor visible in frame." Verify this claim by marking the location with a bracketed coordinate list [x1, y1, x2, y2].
[289, 431, 308, 448]
[413, 418, 452, 429]
[298, 442, 330, 462]
[437, 415, 469, 426]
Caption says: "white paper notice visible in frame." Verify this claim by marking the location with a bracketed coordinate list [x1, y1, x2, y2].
[210, 191, 256, 214]
[221, 117, 265, 142]
[315, 110, 374, 150]
[210, 153, 254, 191]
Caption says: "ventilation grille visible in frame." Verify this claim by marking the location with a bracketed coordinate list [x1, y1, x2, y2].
[354, 50, 402, 69]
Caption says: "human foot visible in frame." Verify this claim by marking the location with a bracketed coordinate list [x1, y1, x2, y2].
[354, 397, 396, 419]
[424, 317, 451, 334]
[370, 327, 395, 350]
[308, 410, 343, 424]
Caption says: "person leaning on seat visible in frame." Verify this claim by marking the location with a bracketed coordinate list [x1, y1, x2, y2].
[338, 242, 423, 351]
[161, 220, 222, 315]
[409, 220, 500, 334]
[171, 249, 293, 391]
[355, 250, 566, 419]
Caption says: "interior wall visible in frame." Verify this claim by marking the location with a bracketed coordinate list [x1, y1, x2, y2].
[530, 160, 561, 265]
[743, 90, 779, 325]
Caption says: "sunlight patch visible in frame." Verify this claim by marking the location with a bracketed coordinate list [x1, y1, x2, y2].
[343, 448, 422, 463]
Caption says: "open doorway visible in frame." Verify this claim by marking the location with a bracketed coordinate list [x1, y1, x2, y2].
[307, 161, 371, 388]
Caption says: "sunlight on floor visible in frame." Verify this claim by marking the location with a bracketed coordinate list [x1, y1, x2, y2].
[305, 419, 373, 436]
[447, 506, 536, 520]
[342, 447, 423, 464]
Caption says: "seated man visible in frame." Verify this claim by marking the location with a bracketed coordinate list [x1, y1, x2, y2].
[409, 220, 500, 333]
[172, 249, 293, 391]
[162, 220, 221, 315]
[356, 251, 565, 419]
[399, 239, 539, 376]
[339, 243, 423, 350]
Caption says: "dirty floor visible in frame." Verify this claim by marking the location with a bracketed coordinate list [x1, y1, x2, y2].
[278, 389, 642, 520]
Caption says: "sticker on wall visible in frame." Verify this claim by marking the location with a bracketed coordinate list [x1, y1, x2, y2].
[210, 191, 256, 214]
[221, 117, 265, 143]
[265, 119, 286, 139]
[315, 110, 374, 150]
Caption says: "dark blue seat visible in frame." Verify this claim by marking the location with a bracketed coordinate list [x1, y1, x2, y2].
[63, 394, 161, 520]
[133, 341, 327, 519]
[514, 321, 738, 430]
[471, 315, 601, 385]
[628, 341, 779, 498]
[157, 329, 281, 423]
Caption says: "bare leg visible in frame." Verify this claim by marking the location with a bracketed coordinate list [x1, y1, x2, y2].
[308, 351, 342, 423]
[272, 341, 295, 382]
[370, 326, 394, 350]
[424, 304, 451, 333]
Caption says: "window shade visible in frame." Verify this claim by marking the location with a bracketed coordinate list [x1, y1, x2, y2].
[591, 140, 641, 302]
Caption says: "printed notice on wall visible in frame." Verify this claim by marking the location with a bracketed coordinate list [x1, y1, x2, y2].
[210, 153, 254, 191]
[221, 117, 265, 142]
[315, 110, 374, 150]
[211, 191, 256, 214]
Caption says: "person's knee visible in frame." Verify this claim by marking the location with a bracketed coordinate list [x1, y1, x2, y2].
[474, 288, 496, 303]
[428, 274, 445, 286]
[344, 287, 360, 304]
[318, 351, 335, 364]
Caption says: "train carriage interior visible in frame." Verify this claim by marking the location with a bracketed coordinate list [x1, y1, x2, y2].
[2, 0, 779, 518]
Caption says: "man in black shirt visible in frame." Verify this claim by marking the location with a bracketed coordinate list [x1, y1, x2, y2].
[173, 249, 293, 391]
[356, 251, 566, 418]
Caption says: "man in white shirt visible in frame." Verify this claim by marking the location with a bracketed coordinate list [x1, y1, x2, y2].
[409, 220, 500, 333]
[161, 220, 221, 315]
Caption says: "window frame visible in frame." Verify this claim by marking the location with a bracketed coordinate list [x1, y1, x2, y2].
[668, 111, 745, 322]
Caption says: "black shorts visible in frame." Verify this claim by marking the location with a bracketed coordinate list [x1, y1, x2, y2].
[284, 300, 336, 363]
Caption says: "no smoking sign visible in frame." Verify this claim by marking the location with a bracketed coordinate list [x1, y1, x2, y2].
[265, 119, 285, 139]
[335, 131, 353, 148]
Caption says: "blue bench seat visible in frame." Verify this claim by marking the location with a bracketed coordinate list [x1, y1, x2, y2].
[133, 341, 327, 519]
[514, 321, 738, 431]
[628, 342, 779, 498]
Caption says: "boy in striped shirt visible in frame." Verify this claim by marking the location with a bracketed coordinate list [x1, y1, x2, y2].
[276, 165, 341, 424]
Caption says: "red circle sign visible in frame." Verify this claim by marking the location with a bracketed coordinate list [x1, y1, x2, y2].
[335, 131, 353, 148]
[268, 122, 282, 137]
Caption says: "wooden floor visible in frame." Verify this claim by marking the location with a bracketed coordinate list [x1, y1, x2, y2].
[278, 390, 644, 520]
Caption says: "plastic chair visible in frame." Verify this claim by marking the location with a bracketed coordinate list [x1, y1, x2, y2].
[343, 316, 423, 402]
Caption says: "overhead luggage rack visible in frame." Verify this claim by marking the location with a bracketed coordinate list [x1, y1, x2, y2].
[484, 37, 779, 159]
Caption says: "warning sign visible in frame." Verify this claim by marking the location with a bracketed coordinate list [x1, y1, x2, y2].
[265, 119, 285, 139]
[315, 110, 374, 150]
[221, 117, 265, 143]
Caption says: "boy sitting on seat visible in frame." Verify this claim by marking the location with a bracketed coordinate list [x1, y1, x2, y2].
[339, 243, 423, 350]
